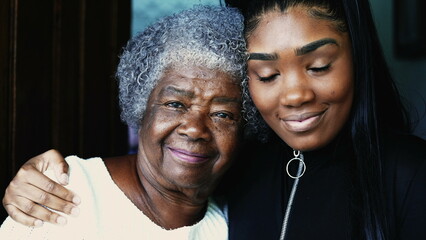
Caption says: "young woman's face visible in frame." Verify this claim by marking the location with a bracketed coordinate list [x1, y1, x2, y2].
[247, 6, 354, 151]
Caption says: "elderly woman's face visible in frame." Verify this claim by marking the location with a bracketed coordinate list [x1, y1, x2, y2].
[138, 66, 242, 194]
[247, 6, 354, 151]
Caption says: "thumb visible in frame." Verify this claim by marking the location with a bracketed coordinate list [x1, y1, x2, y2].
[41, 149, 70, 185]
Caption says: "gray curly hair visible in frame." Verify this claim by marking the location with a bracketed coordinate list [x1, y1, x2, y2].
[117, 5, 247, 128]
[241, 77, 272, 142]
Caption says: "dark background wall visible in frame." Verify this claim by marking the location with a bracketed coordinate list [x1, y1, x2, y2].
[371, 0, 426, 139]
[0, 0, 130, 221]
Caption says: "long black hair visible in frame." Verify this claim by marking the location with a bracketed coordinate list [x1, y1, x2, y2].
[225, 0, 411, 239]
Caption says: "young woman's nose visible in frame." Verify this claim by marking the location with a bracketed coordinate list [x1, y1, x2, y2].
[177, 111, 212, 141]
[279, 73, 315, 108]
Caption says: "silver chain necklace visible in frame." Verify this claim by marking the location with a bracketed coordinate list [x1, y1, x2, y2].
[279, 150, 306, 240]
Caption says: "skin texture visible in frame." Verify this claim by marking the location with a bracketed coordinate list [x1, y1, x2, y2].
[2, 150, 80, 226]
[2, 5, 355, 227]
[105, 66, 242, 229]
[247, 6, 354, 151]
[2, 66, 243, 229]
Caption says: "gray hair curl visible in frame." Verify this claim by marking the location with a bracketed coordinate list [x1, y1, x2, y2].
[116, 5, 247, 128]
[241, 77, 272, 142]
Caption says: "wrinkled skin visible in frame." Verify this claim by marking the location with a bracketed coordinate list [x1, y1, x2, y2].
[2, 66, 243, 228]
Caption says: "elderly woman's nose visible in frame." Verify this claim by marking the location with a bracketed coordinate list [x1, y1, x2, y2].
[177, 111, 212, 141]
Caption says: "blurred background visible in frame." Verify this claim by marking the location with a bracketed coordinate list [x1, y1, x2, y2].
[1, 0, 425, 221]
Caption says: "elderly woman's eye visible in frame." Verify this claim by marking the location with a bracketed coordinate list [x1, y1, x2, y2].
[212, 111, 233, 120]
[166, 101, 185, 109]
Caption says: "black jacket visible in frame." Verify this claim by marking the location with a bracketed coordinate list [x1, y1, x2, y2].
[223, 133, 426, 240]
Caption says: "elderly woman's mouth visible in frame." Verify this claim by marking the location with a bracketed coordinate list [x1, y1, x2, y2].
[167, 147, 212, 164]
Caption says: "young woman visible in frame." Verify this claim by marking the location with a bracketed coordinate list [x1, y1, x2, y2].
[222, 0, 426, 239]
[3, 0, 426, 239]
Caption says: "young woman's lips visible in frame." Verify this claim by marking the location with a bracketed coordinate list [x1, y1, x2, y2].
[281, 111, 325, 132]
[167, 147, 211, 164]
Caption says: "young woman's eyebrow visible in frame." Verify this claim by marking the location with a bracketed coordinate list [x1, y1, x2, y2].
[248, 53, 278, 61]
[295, 38, 338, 56]
[248, 39, 337, 60]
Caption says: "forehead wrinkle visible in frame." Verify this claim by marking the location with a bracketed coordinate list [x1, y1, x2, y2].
[159, 85, 194, 98]
[213, 96, 241, 105]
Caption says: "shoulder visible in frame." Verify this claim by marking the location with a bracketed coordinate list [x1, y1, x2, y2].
[382, 133, 426, 172]
[382, 134, 426, 237]
[61, 156, 107, 186]
[36, 156, 106, 188]
[220, 138, 287, 199]
[62, 156, 110, 198]
[65, 155, 104, 170]
[0, 155, 103, 239]
[239, 138, 286, 166]
[382, 133, 426, 207]
[382, 133, 426, 153]
[220, 139, 284, 188]
[198, 199, 228, 239]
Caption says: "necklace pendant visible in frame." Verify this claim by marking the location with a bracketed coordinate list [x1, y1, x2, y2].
[286, 150, 306, 179]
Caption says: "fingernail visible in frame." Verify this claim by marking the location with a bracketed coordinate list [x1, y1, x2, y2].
[70, 207, 80, 217]
[57, 216, 67, 225]
[34, 219, 43, 227]
[72, 196, 81, 205]
[60, 173, 69, 185]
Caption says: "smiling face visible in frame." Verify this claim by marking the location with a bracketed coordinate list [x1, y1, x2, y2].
[137, 66, 242, 198]
[247, 6, 354, 151]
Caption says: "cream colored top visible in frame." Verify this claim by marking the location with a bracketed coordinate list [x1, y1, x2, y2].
[0, 156, 228, 240]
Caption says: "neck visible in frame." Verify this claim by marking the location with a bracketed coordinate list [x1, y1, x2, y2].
[104, 155, 209, 229]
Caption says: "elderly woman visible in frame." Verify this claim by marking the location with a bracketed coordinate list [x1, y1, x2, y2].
[0, 5, 246, 239]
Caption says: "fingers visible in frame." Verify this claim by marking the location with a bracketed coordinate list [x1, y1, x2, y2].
[16, 161, 80, 205]
[8, 178, 80, 215]
[3, 178, 80, 226]
[3, 198, 68, 227]
[29, 149, 70, 185]
[2, 149, 81, 226]
[42, 149, 70, 185]
[3, 170, 80, 226]
[4, 203, 45, 227]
